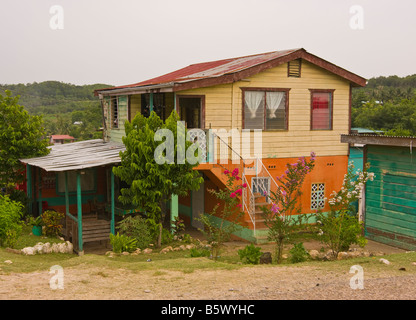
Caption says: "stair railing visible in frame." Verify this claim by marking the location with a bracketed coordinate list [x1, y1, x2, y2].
[210, 131, 258, 231]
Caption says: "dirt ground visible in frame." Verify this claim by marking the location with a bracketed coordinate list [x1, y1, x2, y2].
[1, 238, 415, 300]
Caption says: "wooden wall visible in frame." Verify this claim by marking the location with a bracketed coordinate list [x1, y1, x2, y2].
[177, 60, 351, 159]
[365, 145, 416, 250]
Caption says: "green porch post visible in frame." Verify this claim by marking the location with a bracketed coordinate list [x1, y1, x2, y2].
[170, 194, 178, 233]
[149, 92, 154, 113]
[111, 168, 115, 234]
[26, 164, 32, 214]
[38, 168, 42, 216]
[64, 172, 69, 217]
[77, 171, 83, 254]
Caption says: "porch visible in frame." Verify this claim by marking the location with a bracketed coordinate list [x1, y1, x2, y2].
[20, 139, 127, 255]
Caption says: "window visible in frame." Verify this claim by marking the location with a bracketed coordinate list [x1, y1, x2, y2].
[243, 89, 289, 130]
[141, 93, 166, 120]
[288, 59, 302, 78]
[57, 169, 96, 194]
[311, 183, 325, 210]
[111, 97, 119, 128]
[310, 89, 334, 130]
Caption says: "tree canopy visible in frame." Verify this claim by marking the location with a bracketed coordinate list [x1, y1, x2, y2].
[0, 91, 49, 190]
[352, 74, 416, 136]
[113, 111, 204, 234]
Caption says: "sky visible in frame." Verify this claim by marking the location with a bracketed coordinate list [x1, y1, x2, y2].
[0, 0, 415, 86]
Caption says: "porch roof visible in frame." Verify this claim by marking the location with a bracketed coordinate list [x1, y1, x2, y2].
[341, 134, 416, 147]
[20, 139, 125, 172]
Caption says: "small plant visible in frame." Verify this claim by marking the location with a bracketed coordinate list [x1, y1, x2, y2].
[117, 215, 153, 249]
[41, 210, 64, 237]
[238, 243, 263, 265]
[189, 247, 211, 258]
[197, 168, 244, 261]
[289, 242, 309, 263]
[109, 232, 138, 253]
[27, 216, 43, 227]
[315, 162, 373, 258]
[172, 216, 185, 236]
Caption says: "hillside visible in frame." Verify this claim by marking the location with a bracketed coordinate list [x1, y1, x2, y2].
[0, 81, 112, 141]
[352, 75, 416, 136]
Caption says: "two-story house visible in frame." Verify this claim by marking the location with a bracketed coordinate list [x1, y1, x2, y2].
[94, 48, 366, 243]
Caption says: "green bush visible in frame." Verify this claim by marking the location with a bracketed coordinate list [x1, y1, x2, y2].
[289, 242, 309, 263]
[109, 232, 138, 253]
[189, 247, 211, 258]
[0, 194, 23, 248]
[116, 215, 153, 249]
[41, 210, 64, 237]
[238, 243, 262, 265]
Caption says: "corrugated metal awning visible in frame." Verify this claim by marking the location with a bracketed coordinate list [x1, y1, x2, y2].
[20, 139, 125, 172]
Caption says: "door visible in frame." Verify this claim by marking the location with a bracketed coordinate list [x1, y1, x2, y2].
[177, 96, 205, 129]
[191, 180, 205, 230]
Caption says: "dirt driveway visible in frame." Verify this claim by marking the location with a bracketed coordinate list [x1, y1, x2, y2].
[1, 239, 415, 300]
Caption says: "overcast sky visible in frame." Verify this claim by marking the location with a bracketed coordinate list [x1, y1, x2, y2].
[0, 0, 415, 86]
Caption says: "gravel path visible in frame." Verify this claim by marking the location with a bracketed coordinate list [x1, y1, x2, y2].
[1, 262, 415, 300]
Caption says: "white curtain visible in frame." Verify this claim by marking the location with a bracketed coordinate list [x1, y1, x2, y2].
[266, 92, 284, 119]
[245, 91, 264, 119]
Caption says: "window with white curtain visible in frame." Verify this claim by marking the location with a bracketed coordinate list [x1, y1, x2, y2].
[243, 89, 288, 130]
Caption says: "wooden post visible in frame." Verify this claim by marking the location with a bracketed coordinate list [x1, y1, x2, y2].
[64, 172, 69, 217]
[149, 92, 154, 113]
[111, 168, 115, 234]
[38, 167, 42, 216]
[170, 194, 178, 233]
[77, 171, 83, 254]
[26, 164, 32, 214]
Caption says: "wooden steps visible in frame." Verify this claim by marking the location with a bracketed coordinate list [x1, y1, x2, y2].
[82, 219, 111, 243]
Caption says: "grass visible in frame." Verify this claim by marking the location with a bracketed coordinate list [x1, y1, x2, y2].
[14, 225, 66, 250]
[1, 226, 415, 278]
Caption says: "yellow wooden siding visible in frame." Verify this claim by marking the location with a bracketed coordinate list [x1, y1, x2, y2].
[177, 60, 351, 159]
[130, 95, 141, 119]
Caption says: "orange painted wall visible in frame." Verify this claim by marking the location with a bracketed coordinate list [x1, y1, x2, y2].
[246, 155, 348, 215]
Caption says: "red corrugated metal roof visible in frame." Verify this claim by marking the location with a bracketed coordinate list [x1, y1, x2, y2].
[95, 48, 366, 94]
[98, 49, 300, 91]
[51, 135, 75, 140]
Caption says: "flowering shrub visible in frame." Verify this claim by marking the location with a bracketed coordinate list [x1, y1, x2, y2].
[315, 162, 374, 258]
[197, 167, 245, 260]
[261, 153, 316, 263]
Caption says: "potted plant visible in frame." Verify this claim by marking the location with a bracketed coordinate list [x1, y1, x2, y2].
[28, 216, 43, 236]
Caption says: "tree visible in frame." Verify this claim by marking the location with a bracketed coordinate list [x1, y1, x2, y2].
[315, 162, 373, 258]
[261, 153, 315, 263]
[113, 111, 204, 247]
[197, 168, 244, 260]
[0, 91, 49, 191]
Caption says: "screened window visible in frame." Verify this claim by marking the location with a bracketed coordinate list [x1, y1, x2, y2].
[243, 89, 288, 130]
[311, 183, 325, 210]
[310, 90, 333, 130]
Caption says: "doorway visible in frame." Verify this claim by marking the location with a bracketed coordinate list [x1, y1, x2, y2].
[177, 96, 205, 129]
